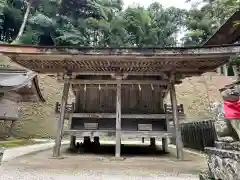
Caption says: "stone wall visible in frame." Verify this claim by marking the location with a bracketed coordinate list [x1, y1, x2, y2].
[166, 72, 236, 120]
[0, 97, 20, 120]
[10, 75, 75, 138]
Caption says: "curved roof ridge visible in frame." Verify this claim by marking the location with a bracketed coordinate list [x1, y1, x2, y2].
[0, 69, 45, 102]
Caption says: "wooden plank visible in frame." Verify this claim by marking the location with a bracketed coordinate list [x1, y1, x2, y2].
[53, 78, 70, 157]
[115, 77, 121, 157]
[64, 130, 172, 138]
[169, 75, 184, 160]
[71, 113, 185, 119]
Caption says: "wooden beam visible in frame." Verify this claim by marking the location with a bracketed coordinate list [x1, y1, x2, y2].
[169, 74, 184, 160]
[36, 67, 205, 75]
[58, 71, 198, 77]
[72, 84, 169, 92]
[64, 129, 172, 138]
[115, 77, 121, 157]
[53, 77, 70, 157]
[59, 79, 173, 85]
[71, 113, 185, 119]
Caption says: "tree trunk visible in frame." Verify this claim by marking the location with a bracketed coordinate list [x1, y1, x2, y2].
[12, 1, 31, 43]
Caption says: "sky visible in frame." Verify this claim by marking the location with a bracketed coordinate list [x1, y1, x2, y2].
[123, 0, 193, 9]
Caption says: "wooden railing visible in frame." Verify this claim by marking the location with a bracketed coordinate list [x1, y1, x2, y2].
[164, 104, 184, 114]
[55, 102, 75, 113]
[55, 102, 184, 115]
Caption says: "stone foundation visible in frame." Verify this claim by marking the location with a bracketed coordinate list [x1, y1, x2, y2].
[199, 141, 240, 180]
[199, 171, 212, 180]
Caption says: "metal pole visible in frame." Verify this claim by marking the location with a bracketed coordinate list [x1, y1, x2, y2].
[169, 75, 184, 160]
[115, 77, 122, 157]
[53, 76, 70, 157]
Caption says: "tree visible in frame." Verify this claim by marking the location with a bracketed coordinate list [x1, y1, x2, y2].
[0, 0, 187, 47]
[182, 8, 216, 45]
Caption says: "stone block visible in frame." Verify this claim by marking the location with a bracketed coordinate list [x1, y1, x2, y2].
[215, 141, 240, 151]
[199, 171, 213, 180]
[205, 147, 240, 180]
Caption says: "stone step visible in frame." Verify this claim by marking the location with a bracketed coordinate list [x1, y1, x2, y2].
[204, 147, 240, 180]
[215, 141, 240, 151]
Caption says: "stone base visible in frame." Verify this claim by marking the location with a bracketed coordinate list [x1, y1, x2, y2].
[49, 156, 66, 160]
[108, 157, 126, 161]
[199, 171, 213, 180]
[203, 145, 240, 180]
[215, 141, 240, 151]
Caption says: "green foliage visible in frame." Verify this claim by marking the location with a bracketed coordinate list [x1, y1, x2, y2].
[15, 28, 40, 44]
[0, 0, 187, 47]
[0, 0, 238, 48]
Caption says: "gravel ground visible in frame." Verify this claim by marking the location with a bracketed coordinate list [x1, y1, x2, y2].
[0, 142, 205, 180]
[0, 166, 198, 180]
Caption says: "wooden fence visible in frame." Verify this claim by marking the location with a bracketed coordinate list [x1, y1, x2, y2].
[171, 120, 217, 151]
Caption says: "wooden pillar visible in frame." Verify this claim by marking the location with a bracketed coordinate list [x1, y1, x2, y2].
[162, 137, 168, 153]
[169, 76, 183, 160]
[70, 136, 76, 149]
[53, 77, 70, 157]
[115, 77, 122, 157]
[75, 90, 80, 111]
[216, 67, 221, 75]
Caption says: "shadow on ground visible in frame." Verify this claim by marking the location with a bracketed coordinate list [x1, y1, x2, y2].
[67, 143, 169, 157]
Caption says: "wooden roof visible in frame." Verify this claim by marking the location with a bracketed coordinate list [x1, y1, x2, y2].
[0, 44, 239, 77]
[204, 11, 240, 45]
[219, 80, 240, 92]
[0, 69, 45, 102]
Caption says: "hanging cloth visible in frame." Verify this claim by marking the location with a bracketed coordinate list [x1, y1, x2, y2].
[224, 99, 240, 119]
